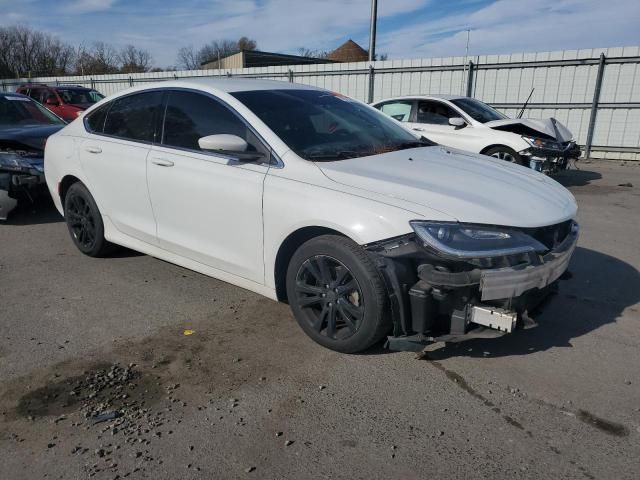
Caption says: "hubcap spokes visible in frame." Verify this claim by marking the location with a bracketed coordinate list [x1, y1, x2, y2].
[491, 151, 516, 162]
[295, 255, 364, 340]
[67, 195, 96, 249]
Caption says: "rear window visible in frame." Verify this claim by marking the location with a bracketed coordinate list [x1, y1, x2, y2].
[103, 91, 163, 142]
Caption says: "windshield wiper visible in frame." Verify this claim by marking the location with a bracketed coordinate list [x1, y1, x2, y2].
[394, 137, 437, 151]
[305, 150, 362, 161]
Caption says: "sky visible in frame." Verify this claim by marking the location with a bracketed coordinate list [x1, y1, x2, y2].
[1, 0, 639, 68]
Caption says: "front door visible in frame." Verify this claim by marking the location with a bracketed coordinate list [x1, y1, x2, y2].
[407, 100, 471, 150]
[147, 90, 269, 284]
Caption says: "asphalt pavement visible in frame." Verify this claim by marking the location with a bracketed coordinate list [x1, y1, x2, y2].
[1, 160, 639, 479]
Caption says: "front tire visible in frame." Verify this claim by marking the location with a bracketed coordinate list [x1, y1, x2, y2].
[285, 235, 390, 353]
[64, 182, 115, 257]
[484, 146, 523, 165]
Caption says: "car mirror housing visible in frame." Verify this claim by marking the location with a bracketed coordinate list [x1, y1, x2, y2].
[448, 117, 466, 128]
[198, 134, 248, 153]
[45, 98, 59, 106]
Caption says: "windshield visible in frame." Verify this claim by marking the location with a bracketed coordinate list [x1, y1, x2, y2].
[0, 95, 66, 127]
[451, 97, 507, 123]
[231, 89, 434, 161]
[57, 88, 104, 105]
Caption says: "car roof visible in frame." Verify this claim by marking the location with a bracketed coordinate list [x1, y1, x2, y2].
[373, 94, 467, 103]
[2, 92, 31, 99]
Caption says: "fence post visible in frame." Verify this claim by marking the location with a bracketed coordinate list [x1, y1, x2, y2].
[465, 60, 474, 97]
[129, 76, 134, 87]
[288, 69, 294, 83]
[585, 53, 606, 159]
[367, 64, 375, 103]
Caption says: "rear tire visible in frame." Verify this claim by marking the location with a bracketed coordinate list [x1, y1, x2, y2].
[484, 146, 523, 165]
[64, 182, 115, 257]
[285, 235, 390, 353]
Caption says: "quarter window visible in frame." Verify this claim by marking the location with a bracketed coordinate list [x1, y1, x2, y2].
[416, 100, 458, 125]
[103, 91, 163, 142]
[379, 101, 413, 122]
[162, 91, 251, 151]
[85, 104, 110, 133]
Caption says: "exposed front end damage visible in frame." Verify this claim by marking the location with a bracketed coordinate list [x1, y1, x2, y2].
[366, 221, 579, 351]
[488, 117, 581, 174]
[0, 148, 45, 220]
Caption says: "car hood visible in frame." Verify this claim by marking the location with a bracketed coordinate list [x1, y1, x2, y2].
[317, 146, 577, 228]
[0, 125, 64, 151]
[484, 117, 573, 142]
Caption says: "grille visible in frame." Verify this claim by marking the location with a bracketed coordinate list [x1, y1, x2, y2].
[527, 220, 572, 251]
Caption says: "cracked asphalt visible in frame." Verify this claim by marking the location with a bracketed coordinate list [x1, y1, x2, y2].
[1, 160, 639, 479]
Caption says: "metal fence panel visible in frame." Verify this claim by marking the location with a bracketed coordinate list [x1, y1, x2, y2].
[2, 47, 639, 159]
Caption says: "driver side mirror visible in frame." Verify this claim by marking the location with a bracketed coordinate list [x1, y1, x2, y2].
[448, 117, 466, 129]
[198, 134, 265, 161]
[45, 97, 59, 106]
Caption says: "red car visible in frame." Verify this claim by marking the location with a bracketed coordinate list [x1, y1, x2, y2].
[16, 84, 104, 121]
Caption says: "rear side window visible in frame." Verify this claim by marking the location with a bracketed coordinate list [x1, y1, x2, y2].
[162, 91, 248, 151]
[378, 101, 413, 122]
[103, 91, 163, 142]
[85, 104, 110, 133]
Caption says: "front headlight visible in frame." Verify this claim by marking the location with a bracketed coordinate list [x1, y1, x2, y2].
[410, 221, 547, 259]
[522, 136, 561, 151]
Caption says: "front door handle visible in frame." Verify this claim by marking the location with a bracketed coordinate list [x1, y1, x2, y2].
[85, 146, 102, 154]
[151, 158, 174, 167]
[412, 127, 426, 132]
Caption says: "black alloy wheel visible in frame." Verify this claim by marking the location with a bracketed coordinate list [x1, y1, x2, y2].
[64, 182, 114, 257]
[294, 255, 364, 340]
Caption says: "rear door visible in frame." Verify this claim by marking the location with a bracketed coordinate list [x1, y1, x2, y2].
[79, 91, 162, 244]
[147, 89, 269, 283]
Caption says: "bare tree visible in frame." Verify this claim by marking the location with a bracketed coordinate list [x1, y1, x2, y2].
[297, 47, 330, 59]
[118, 44, 153, 73]
[176, 45, 201, 70]
[177, 37, 258, 69]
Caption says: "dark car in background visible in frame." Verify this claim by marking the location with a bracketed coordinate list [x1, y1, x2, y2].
[0, 92, 65, 220]
[16, 84, 104, 121]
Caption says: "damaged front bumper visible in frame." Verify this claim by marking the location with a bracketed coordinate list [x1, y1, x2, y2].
[521, 141, 582, 174]
[0, 151, 45, 220]
[366, 222, 579, 351]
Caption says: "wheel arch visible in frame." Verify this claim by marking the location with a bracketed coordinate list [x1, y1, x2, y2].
[480, 144, 516, 155]
[59, 174, 82, 206]
[274, 226, 349, 303]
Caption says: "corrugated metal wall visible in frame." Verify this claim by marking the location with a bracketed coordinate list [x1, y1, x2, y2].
[2, 47, 639, 159]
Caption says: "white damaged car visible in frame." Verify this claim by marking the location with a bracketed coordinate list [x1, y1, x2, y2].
[373, 95, 581, 174]
[45, 79, 579, 353]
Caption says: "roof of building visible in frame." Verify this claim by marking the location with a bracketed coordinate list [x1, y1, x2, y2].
[327, 39, 369, 62]
[201, 49, 336, 68]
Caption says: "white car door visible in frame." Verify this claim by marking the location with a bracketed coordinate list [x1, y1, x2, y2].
[405, 99, 474, 150]
[79, 91, 162, 245]
[146, 90, 268, 284]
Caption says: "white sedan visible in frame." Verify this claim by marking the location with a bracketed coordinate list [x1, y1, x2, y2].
[45, 79, 578, 353]
[372, 95, 581, 173]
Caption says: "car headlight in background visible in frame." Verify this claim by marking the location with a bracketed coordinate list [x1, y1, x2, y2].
[521, 136, 562, 151]
[410, 221, 547, 258]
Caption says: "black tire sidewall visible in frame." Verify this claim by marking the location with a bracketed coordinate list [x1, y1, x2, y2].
[285, 235, 389, 353]
[64, 182, 110, 257]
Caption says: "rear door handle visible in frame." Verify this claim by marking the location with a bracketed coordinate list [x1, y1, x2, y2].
[151, 158, 174, 167]
[85, 146, 102, 154]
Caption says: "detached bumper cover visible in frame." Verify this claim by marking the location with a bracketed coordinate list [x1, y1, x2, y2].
[480, 229, 578, 301]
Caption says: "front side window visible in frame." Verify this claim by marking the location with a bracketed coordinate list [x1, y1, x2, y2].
[57, 88, 104, 106]
[103, 91, 163, 142]
[416, 100, 458, 125]
[450, 98, 507, 123]
[232, 90, 429, 161]
[162, 91, 253, 152]
[378, 101, 413, 122]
